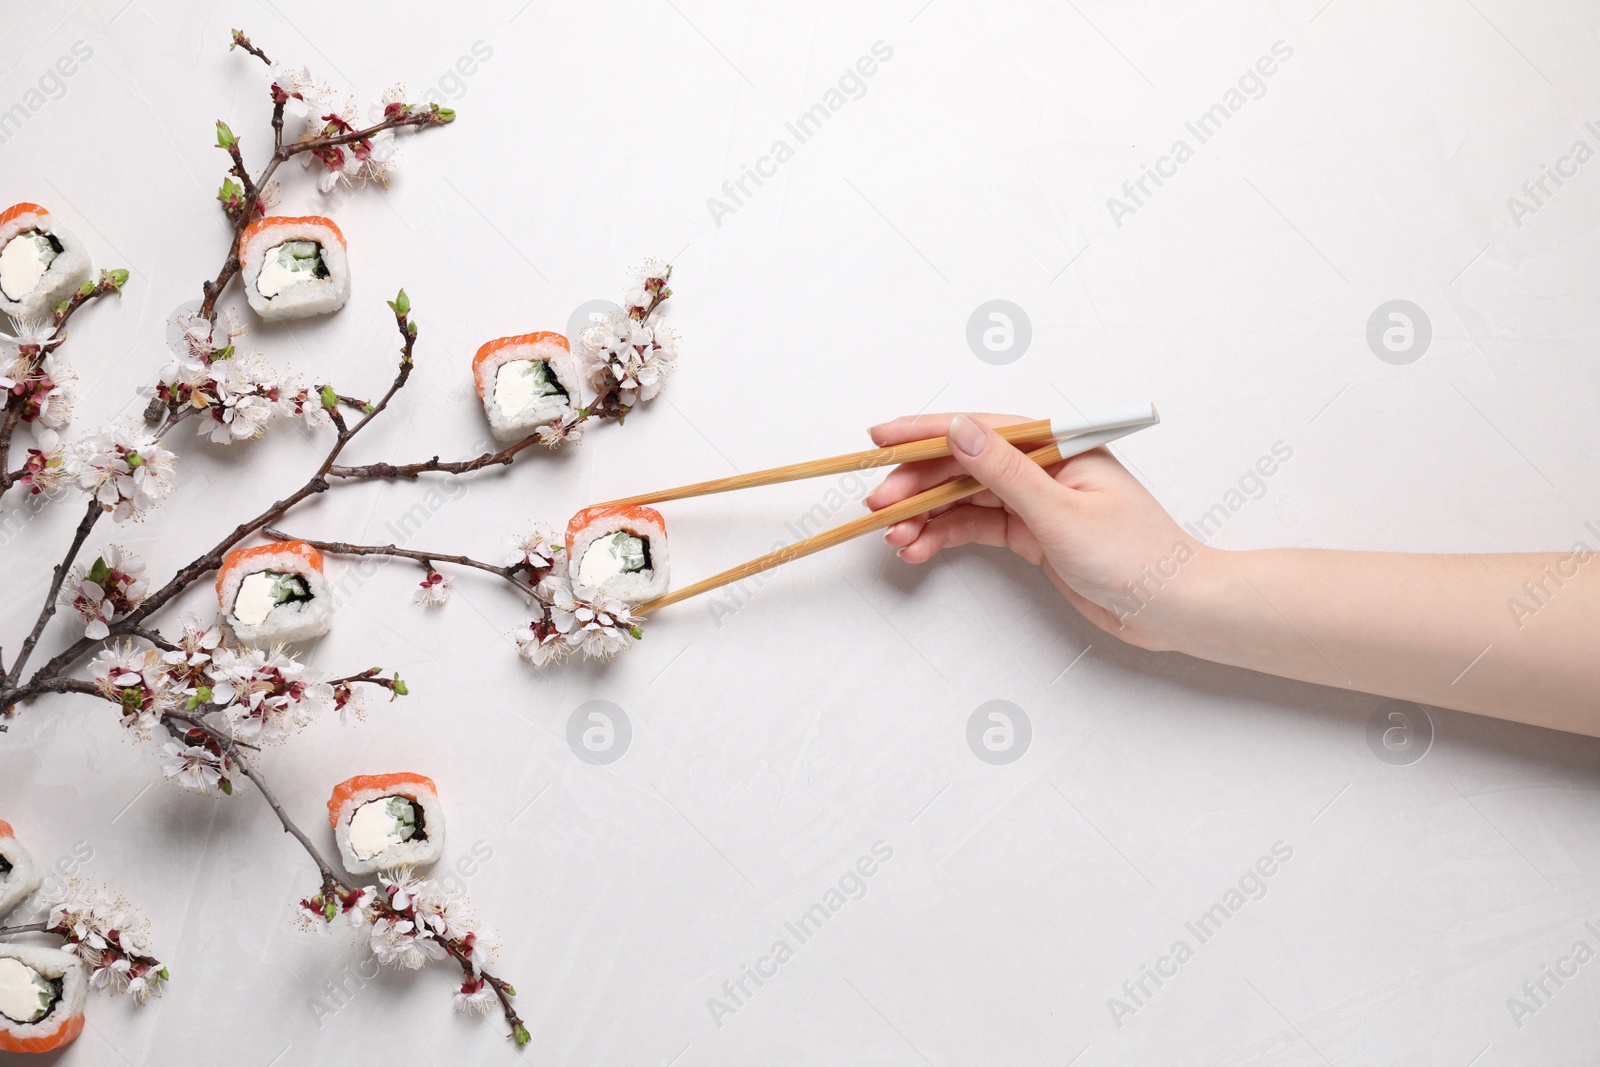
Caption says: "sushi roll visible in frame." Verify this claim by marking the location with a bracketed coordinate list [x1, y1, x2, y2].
[327, 773, 444, 876]
[0, 823, 41, 922]
[238, 215, 350, 321]
[566, 505, 669, 603]
[0, 203, 92, 319]
[216, 540, 334, 644]
[0, 944, 86, 1055]
[472, 333, 582, 442]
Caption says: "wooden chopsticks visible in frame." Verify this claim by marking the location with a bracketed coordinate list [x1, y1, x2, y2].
[631, 419, 1154, 616]
[595, 403, 1158, 508]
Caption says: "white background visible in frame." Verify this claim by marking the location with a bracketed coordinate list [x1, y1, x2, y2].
[2, 0, 1598, 1063]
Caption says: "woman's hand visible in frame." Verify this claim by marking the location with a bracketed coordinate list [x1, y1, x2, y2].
[865, 413, 1214, 650]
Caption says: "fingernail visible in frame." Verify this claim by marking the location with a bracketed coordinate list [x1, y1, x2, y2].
[949, 414, 986, 457]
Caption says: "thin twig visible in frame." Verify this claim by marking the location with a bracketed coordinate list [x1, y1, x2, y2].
[0, 923, 50, 937]
[4, 499, 101, 686]
[264, 527, 539, 598]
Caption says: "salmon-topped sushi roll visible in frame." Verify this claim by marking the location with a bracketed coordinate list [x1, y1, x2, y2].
[0, 944, 87, 1055]
[0, 823, 41, 922]
[0, 203, 92, 319]
[566, 505, 669, 603]
[472, 333, 581, 442]
[239, 215, 350, 321]
[327, 773, 444, 876]
[217, 540, 333, 644]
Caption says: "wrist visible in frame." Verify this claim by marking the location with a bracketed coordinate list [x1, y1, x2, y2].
[1118, 543, 1237, 654]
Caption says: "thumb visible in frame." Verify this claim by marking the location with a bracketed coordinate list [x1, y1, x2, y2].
[946, 414, 1071, 529]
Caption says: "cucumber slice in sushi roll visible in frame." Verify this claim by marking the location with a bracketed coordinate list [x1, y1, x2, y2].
[0, 204, 92, 320]
[0, 945, 87, 1055]
[217, 540, 334, 644]
[471, 333, 582, 442]
[0, 823, 41, 923]
[565, 505, 669, 604]
[327, 773, 445, 876]
[239, 215, 350, 321]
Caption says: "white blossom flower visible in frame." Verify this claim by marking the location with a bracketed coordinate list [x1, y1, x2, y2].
[207, 644, 330, 743]
[158, 740, 232, 793]
[505, 525, 562, 571]
[454, 976, 497, 1016]
[511, 620, 568, 667]
[70, 427, 178, 521]
[342, 885, 378, 926]
[567, 592, 640, 660]
[90, 642, 175, 736]
[61, 547, 147, 640]
[579, 308, 677, 406]
[0, 314, 62, 369]
[46, 881, 166, 1002]
[533, 408, 586, 448]
[368, 915, 448, 970]
[413, 569, 451, 607]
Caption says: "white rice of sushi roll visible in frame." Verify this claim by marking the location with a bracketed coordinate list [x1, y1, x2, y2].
[327, 774, 444, 876]
[0, 831, 41, 922]
[0, 204, 93, 320]
[238, 215, 350, 321]
[472, 333, 581, 443]
[217, 541, 334, 645]
[0, 944, 87, 1053]
[565, 505, 670, 603]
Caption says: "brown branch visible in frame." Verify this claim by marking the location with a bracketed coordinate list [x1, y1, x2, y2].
[4, 312, 417, 709]
[229, 30, 272, 66]
[3, 499, 101, 687]
[327, 433, 548, 481]
[0, 923, 50, 936]
[264, 527, 539, 599]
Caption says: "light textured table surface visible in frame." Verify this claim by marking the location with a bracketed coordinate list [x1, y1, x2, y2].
[3, 0, 1598, 1063]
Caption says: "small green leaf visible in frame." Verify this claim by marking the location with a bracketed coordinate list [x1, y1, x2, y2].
[388, 288, 410, 317]
[503, 984, 517, 997]
[629, 625, 643, 640]
[196, 685, 213, 704]
[215, 120, 237, 149]
[88, 557, 111, 585]
[157, 967, 170, 981]
[435, 107, 457, 123]
[320, 385, 338, 409]
[220, 779, 234, 796]
[214, 344, 235, 361]
[125, 451, 144, 469]
[512, 1024, 531, 1047]
[76, 281, 94, 297]
[324, 899, 338, 922]
[391, 673, 408, 698]
[106, 268, 130, 289]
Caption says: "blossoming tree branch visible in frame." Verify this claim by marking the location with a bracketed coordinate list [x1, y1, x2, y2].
[0, 29, 680, 1052]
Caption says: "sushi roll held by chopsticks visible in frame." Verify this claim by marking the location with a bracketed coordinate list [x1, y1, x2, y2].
[566, 505, 669, 603]
[0, 944, 87, 1055]
[0, 203, 92, 319]
[472, 332, 582, 442]
[327, 773, 445, 876]
[0, 823, 41, 922]
[239, 215, 351, 321]
[216, 540, 334, 644]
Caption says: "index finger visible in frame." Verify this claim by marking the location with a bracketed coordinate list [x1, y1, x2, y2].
[868, 412, 1033, 447]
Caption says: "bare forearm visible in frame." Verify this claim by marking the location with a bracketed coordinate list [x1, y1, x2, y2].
[1166, 549, 1600, 735]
